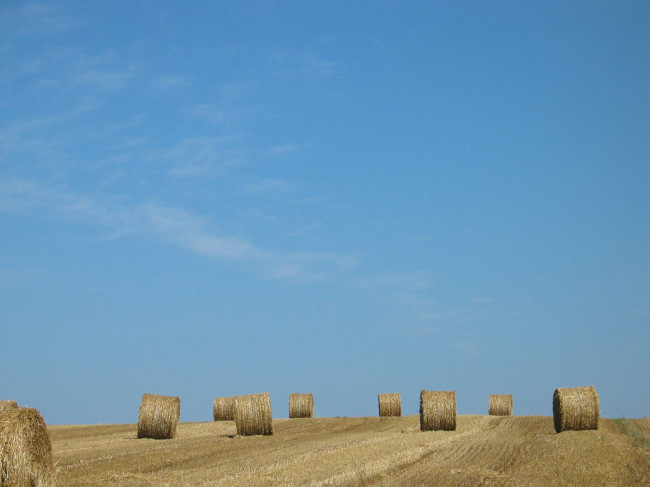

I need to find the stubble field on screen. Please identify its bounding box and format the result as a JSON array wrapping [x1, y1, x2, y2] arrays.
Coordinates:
[[50, 415, 649, 486]]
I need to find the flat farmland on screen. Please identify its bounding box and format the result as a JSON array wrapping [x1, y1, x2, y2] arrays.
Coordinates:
[[50, 415, 650, 486]]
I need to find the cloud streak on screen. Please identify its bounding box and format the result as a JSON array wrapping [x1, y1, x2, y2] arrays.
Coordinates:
[[270, 50, 339, 79], [157, 136, 249, 178], [72, 68, 135, 91], [18, 2, 82, 35], [245, 178, 295, 196], [0, 178, 358, 283]]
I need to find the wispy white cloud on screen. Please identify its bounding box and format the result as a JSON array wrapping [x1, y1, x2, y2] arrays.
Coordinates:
[[270, 50, 339, 79], [288, 250, 359, 270], [188, 102, 252, 129], [0, 116, 64, 164], [157, 136, 248, 178], [419, 313, 438, 322], [0, 108, 151, 188], [472, 296, 492, 303], [287, 195, 336, 205], [134, 205, 358, 281], [408, 325, 438, 336], [0, 179, 115, 223], [0, 178, 358, 283], [0, 268, 41, 290], [266, 144, 303, 156], [354, 272, 433, 292], [221, 81, 262, 102], [72, 68, 135, 91], [151, 74, 191, 91], [135, 204, 256, 261], [245, 178, 295, 196], [416, 296, 494, 328], [0, 179, 65, 212], [285, 222, 323, 238], [245, 209, 279, 223], [349, 272, 440, 325], [19, 2, 82, 35], [452, 339, 480, 356]]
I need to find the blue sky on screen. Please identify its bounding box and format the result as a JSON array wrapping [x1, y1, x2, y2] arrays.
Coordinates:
[[1, 1, 648, 425]]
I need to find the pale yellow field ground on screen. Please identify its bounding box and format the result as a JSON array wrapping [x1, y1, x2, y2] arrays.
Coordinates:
[[50, 415, 650, 486]]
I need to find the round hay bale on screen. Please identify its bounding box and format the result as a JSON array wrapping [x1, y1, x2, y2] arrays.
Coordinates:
[[213, 396, 235, 421], [0, 400, 19, 413], [420, 390, 456, 431], [289, 393, 314, 419], [234, 393, 273, 436], [378, 393, 401, 417], [0, 406, 56, 487], [137, 393, 181, 440], [488, 394, 513, 416], [553, 385, 599, 433]]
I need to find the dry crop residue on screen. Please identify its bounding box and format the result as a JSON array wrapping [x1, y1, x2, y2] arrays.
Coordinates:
[[49, 415, 650, 486]]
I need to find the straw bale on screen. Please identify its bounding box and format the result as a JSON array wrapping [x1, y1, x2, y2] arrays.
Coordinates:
[[213, 397, 235, 421], [0, 401, 18, 413], [488, 394, 513, 416], [553, 385, 599, 433], [137, 393, 180, 439], [420, 390, 456, 431], [378, 393, 401, 417], [234, 393, 273, 436], [289, 393, 314, 419], [0, 406, 56, 487]]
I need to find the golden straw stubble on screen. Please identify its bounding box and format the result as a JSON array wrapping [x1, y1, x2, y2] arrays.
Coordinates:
[[0, 406, 56, 487], [553, 386, 599, 433], [378, 393, 401, 417], [420, 390, 456, 431], [234, 393, 273, 436], [137, 393, 181, 439]]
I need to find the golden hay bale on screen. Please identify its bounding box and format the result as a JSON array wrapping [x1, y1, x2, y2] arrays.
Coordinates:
[[289, 393, 314, 419], [137, 393, 181, 439], [0, 400, 18, 413], [213, 396, 235, 421], [234, 393, 273, 436], [420, 390, 456, 431], [488, 394, 513, 416], [0, 407, 56, 487], [378, 393, 401, 417], [553, 385, 599, 433]]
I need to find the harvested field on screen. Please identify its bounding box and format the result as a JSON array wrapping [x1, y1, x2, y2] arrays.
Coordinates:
[[49, 415, 650, 486]]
